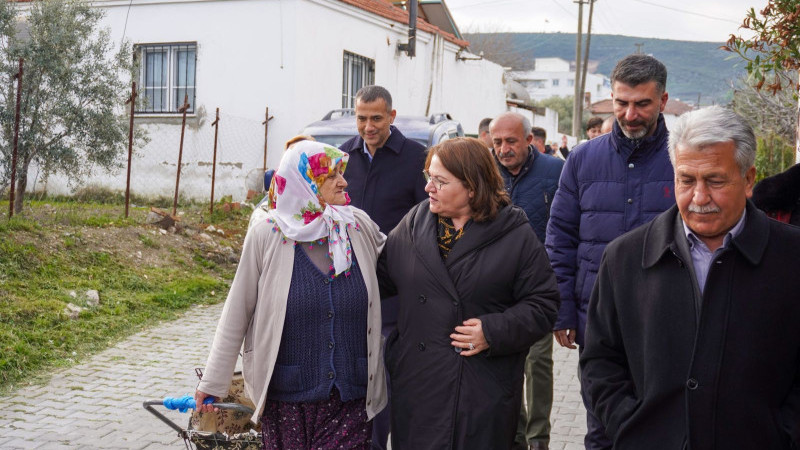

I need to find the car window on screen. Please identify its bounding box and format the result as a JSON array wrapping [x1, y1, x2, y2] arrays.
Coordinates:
[[313, 135, 356, 148]]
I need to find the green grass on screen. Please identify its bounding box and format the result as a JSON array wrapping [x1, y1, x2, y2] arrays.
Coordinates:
[[0, 198, 245, 394]]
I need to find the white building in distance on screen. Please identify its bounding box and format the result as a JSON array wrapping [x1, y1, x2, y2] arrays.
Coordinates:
[[512, 57, 612, 104]]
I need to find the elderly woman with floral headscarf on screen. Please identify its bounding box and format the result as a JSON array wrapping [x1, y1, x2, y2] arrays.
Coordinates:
[[195, 140, 387, 449]]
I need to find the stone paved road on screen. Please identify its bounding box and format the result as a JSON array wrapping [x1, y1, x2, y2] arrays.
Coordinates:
[[1, 303, 586, 449]]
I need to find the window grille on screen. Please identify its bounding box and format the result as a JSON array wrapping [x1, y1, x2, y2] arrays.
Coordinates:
[[342, 51, 375, 108], [135, 43, 197, 114]]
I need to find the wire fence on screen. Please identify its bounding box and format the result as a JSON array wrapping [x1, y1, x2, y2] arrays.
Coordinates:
[[2, 105, 275, 219]]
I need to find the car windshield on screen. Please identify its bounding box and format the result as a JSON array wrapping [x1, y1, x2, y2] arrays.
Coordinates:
[[312, 135, 357, 148]]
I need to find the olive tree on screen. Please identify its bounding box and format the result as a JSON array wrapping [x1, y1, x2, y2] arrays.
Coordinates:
[[0, 0, 139, 214], [732, 75, 797, 179], [724, 0, 800, 162]]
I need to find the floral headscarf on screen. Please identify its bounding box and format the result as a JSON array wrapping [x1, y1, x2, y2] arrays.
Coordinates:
[[264, 140, 356, 275]]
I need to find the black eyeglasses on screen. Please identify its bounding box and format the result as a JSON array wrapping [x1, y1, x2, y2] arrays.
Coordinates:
[[422, 170, 450, 190]]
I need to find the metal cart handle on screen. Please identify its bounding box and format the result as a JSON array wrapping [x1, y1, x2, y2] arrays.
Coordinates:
[[143, 396, 255, 434]]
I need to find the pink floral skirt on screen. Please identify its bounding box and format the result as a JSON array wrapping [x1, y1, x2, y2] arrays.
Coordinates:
[[261, 389, 372, 449]]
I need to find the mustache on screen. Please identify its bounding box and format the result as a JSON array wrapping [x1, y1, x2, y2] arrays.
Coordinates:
[[688, 204, 720, 214], [497, 150, 516, 158], [620, 118, 646, 128]]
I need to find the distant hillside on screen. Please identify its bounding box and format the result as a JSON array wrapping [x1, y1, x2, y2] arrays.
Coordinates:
[[464, 32, 746, 105]]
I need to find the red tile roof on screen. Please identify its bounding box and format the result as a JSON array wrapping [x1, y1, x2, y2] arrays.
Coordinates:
[[338, 0, 469, 47], [11, 0, 469, 47]]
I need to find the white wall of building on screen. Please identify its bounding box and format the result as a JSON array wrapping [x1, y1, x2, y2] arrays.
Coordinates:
[[534, 57, 569, 72], [35, 0, 507, 202]]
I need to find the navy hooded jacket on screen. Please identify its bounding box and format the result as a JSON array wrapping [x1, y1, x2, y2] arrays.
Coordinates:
[[545, 115, 675, 346]]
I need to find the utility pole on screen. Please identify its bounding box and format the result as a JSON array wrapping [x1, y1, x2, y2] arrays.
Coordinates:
[[579, 0, 596, 124], [572, 0, 587, 138], [635, 43, 644, 54]]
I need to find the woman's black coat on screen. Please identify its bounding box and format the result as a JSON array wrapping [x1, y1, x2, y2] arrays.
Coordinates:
[[379, 200, 560, 449]]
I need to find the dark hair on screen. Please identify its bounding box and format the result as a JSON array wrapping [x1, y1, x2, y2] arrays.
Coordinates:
[[611, 54, 668, 93], [478, 117, 493, 134], [425, 137, 509, 222], [355, 85, 392, 111], [531, 127, 546, 141], [586, 116, 603, 130]]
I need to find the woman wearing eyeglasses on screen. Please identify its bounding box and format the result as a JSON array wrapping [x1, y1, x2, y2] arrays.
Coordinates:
[[378, 137, 560, 449]]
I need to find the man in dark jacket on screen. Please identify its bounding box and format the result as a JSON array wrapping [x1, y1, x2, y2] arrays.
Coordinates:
[[581, 106, 800, 450], [491, 112, 563, 450], [545, 54, 675, 449], [340, 85, 427, 234], [339, 85, 427, 450], [752, 162, 800, 226]]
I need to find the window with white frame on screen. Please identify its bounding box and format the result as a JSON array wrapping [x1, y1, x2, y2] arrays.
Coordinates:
[[342, 51, 375, 108], [136, 43, 197, 114], [552, 79, 560, 87]]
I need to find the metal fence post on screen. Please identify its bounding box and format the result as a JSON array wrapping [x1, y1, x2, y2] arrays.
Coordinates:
[[210, 107, 220, 214], [262, 107, 274, 172], [124, 81, 137, 218], [172, 94, 190, 217]]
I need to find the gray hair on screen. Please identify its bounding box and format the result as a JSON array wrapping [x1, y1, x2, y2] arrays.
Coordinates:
[[611, 54, 668, 94], [668, 105, 756, 176], [355, 85, 392, 111], [490, 112, 532, 139]]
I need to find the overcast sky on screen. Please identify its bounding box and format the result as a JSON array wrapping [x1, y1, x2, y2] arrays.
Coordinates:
[[448, 0, 768, 43]]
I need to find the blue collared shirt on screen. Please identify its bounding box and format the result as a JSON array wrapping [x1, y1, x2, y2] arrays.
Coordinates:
[[681, 210, 746, 295], [361, 129, 392, 163]]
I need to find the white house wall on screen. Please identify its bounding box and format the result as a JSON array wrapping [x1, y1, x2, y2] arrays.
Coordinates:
[[37, 0, 507, 201]]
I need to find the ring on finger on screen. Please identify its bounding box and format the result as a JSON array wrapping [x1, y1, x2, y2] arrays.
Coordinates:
[[468, 342, 475, 351]]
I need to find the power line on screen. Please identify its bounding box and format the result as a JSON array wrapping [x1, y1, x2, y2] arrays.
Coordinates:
[[629, 0, 740, 25], [120, 0, 134, 48], [550, 0, 576, 18], [449, 0, 527, 10], [593, 2, 619, 34]]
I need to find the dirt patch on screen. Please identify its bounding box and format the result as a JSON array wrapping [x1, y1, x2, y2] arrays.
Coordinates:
[[16, 202, 249, 271]]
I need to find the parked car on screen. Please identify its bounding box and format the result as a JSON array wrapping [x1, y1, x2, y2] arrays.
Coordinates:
[[299, 108, 465, 149]]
